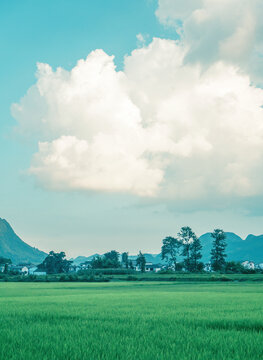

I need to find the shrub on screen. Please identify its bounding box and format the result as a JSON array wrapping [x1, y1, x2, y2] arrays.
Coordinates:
[[126, 275, 138, 281]]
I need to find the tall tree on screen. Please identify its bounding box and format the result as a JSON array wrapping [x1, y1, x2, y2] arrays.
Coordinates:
[[91, 255, 104, 269], [161, 236, 181, 270], [0, 257, 12, 274], [189, 236, 203, 272], [0, 257, 11, 266], [210, 229, 227, 272], [136, 251, 146, 272], [91, 251, 121, 269], [103, 250, 120, 268], [121, 252, 129, 269], [178, 226, 198, 272], [128, 260, 134, 270], [38, 251, 72, 274]]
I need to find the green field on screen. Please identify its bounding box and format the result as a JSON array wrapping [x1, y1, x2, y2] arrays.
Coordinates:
[[1, 282, 263, 360]]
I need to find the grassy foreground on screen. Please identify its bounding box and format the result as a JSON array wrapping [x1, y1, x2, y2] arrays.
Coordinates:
[[0, 282, 263, 360]]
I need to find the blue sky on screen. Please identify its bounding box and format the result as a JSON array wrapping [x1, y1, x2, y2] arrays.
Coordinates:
[[1, 0, 263, 257]]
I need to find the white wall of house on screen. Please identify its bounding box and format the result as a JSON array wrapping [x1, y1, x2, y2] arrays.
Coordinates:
[[242, 261, 255, 270], [28, 266, 38, 275], [34, 271, 47, 276]]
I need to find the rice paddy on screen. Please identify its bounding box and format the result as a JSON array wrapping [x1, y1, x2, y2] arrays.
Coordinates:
[[0, 281, 263, 360]]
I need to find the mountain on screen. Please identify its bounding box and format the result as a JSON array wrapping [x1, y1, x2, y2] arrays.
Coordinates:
[[128, 253, 163, 264], [200, 232, 263, 263], [3, 216, 260, 265], [72, 253, 164, 265], [73, 232, 263, 265], [72, 254, 100, 265], [0, 218, 47, 264]]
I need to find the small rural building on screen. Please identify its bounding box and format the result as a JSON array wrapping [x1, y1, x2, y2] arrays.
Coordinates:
[[28, 266, 38, 275], [34, 269, 47, 276], [9, 265, 29, 275], [145, 263, 162, 273], [21, 266, 29, 275], [241, 261, 255, 270], [204, 263, 212, 272]]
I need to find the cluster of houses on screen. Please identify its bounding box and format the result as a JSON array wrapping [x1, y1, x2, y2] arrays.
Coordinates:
[[0, 264, 46, 276], [241, 261, 263, 270], [1, 260, 263, 276], [71, 260, 163, 273], [0, 261, 164, 275]]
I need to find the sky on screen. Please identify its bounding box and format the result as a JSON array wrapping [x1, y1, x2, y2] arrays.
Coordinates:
[[1, 0, 263, 257]]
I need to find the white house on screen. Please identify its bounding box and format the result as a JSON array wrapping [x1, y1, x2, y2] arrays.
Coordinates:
[[9, 265, 28, 274], [34, 269, 47, 276], [241, 261, 255, 270], [21, 266, 29, 275], [28, 266, 38, 275], [143, 262, 162, 273], [204, 263, 212, 272]]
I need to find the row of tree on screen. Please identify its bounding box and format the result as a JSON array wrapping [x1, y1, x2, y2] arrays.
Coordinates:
[[0, 227, 228, 274], [80, 226, 227, 273], [161, 227, 227, 272]]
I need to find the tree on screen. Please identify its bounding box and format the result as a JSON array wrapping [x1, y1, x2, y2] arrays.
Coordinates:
[[136, 251, 146, 272], [128, 260, 134, 270], [177, 226, 197, 272], [161, 236, 181, 270], [91, 255, 104, 269], [210, 229, 227, 272], [103, 251, 120, 268], [0, 257, 12, 274], [0, 257, 12, 265], [225, 261, 244, 273], [189, 235, 203, 272], [38, 251, 72, 274], [121, 252, 129, 268], [91, 251, 120, 269]]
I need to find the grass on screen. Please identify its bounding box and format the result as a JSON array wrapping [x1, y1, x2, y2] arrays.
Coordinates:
[[0, 282, 263, 359], [2, 271, 263, 283]]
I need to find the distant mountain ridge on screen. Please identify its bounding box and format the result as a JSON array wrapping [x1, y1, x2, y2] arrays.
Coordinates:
[[0, 218, 47, 264], [199, 232, 263, 263], [72, 232, 263, 265], [1, 217, 263, 265]]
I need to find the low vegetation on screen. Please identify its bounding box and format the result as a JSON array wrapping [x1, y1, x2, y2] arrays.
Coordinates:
[[0, 282, 263, 360]]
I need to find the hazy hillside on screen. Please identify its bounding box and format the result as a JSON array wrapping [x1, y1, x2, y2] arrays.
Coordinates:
[[72, 254, 100, 265], [73, 232, 263, 265], [1, 216, 262, 265], [0, 218, 47, 264], [200, 232, 263, 263]]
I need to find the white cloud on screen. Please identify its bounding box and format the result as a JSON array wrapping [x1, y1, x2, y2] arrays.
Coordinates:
[[156, 0, 263, 83], [12, 36, 263, 201]]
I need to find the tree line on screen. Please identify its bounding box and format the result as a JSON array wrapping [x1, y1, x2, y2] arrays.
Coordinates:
[[161, 227, 227, 272], [0, 226, 237, 275], [35, 226, 227, 274]]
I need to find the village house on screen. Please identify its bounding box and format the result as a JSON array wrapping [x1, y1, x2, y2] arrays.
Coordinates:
[[145, 263, 162, 272], [204, 263, 212, 272], [28, 266, 38, 275], [33, 269, 47, 276], [134, 262, 162, 272], [9, 265, 29, 275], [241, 261, 255, 270]]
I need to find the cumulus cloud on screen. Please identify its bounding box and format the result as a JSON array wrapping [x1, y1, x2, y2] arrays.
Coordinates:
[[12, 37, 263, 201], [156, 0, 263, 83]]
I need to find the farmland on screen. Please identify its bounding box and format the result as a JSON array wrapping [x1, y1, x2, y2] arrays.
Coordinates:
[[0, 282, 263, 360]]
